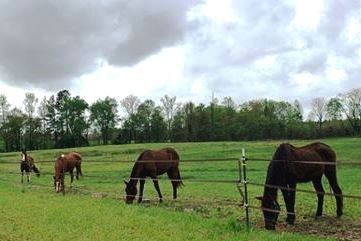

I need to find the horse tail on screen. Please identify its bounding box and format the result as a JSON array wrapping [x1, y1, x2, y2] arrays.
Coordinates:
[[32, 165, 41, 177], [174, 168, 184, 188], [78, 163, 83, 177]]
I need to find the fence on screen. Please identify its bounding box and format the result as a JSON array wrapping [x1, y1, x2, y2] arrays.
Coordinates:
[[238, 148, 361, 228], [1, 149, 361, 229], [0, 154, 243, 205]]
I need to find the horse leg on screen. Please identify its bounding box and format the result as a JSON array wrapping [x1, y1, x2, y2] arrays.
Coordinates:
[[281, 182, 296, 225], [151, 175, 163, 203], [28, 171, 31, 184], [167, 169, 179, 199], [75, 165, 81, 180], [138, 179, 145, 203], [325, 168, 343, 217], [312, 178, 324, 217], [70, 171, 74, 188]]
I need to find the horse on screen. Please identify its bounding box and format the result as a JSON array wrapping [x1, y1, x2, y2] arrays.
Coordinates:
[[257, 142, 343, 230], [53, 152, 82, 193], [20, 150, 40, 183], [124, 147, 183, 204]]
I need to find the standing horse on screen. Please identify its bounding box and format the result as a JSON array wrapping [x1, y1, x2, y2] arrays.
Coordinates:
[[257, 142, 343, 230], [53, 152, 82, 193], [20, 150, 40, 183], [124, 147, 183, 204]]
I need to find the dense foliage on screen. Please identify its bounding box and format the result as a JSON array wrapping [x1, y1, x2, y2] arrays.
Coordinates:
[[0, 87, 360, 152]]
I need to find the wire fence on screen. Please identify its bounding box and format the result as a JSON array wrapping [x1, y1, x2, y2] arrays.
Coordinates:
[[2, 147, 361, 230], [238, 149, 361, 229], [0, 157, 239, 164]]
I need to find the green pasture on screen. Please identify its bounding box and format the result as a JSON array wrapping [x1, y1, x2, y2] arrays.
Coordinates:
[[0, 138, 360, 240]]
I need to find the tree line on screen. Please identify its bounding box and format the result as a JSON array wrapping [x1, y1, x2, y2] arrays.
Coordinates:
[[0, 88, 360, 152]]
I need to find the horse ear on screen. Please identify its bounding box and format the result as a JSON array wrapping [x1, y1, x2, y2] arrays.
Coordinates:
[[255, 196, 263, 201]]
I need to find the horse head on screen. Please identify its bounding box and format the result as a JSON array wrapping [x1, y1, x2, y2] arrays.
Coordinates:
[[256, 194, 280, 230], [53, 174, 64, 193], [124, 180, 137, 204], [54, 155, 65, 193]]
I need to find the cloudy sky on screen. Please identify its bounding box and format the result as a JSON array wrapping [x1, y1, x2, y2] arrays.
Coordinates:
[[0, 0, 360, 111]]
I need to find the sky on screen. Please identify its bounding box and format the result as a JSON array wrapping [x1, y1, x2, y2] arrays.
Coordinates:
[[0, 0, 360, 112]]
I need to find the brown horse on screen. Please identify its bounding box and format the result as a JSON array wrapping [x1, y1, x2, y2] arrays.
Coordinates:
[[124, 147, 183, 204], [53, 152, 82, 193], [20, 150, 40, 183], [257, 142, 343, 230]]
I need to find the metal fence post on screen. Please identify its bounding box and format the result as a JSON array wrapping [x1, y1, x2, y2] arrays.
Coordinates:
[[241, 148, 250, 229]]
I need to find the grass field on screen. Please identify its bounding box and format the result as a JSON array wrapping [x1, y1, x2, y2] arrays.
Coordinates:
[[0, 138, 360, 241]]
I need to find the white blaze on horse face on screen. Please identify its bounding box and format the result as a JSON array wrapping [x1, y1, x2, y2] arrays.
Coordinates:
[[21, 154, 26, 162], [61, 154, 65, 158], [56, 181, 60, 192]]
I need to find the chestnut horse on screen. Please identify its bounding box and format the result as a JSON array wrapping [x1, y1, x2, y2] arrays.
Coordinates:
[[124, 147, 183, 204], [53, 152, 82, 193], [20, 150, 40, 183], [258, 142, 343, 230]]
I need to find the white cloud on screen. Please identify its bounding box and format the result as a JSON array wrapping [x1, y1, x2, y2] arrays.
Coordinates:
[[0, 0, 360, 112]]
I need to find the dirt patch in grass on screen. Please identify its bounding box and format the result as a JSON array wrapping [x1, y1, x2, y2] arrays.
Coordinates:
[[255, 215, 361, 241]]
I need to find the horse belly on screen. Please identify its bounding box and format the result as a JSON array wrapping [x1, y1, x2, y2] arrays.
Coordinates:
[[294, 164, 324, 183]]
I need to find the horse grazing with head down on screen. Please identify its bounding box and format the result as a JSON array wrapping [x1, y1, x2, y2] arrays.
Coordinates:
[[53, 152, 82, 193], [20, 150, 40, 183], [124, 147, 183, 204], [257, 142, 343, 230]]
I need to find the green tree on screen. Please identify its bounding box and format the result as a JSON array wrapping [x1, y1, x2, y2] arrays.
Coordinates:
[[136, 100, 155, 143], [326, 97, 343, 121], [90, 97, 118, 144], [150, 106, 167, 142], [0, 108, 26, 151]]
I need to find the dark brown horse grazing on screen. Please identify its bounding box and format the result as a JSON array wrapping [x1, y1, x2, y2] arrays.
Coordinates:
[[20, 150, 40, 183], [124, 147, 183, 204], [53, 152, 82, 193], [257, 142, 343, 230]]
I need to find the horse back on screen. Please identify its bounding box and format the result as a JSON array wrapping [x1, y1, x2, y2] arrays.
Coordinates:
[[136, 148, 180, 175], [276, 142, 334, 182]]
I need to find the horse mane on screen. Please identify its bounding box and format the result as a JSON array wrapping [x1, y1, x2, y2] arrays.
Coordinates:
[[272, 143, 293, 161]]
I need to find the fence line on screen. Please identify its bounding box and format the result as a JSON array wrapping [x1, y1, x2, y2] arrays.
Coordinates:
[[0, 157, 239, 165], [246, 157, 361, 166], [1, 158, 360, 166], [4, 171, 240, 184], [0, 176, 241, 207], [239, 149, 361, 230], [2, 146, 361, 231], [247, 181, 361, 200]]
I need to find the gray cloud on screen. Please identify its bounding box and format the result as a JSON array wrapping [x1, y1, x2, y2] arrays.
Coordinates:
[[0, 0, 197, 90], [183, 0, 361, 106]]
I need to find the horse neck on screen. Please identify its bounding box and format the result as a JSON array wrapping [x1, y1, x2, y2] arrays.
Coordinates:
[[263, 162, 283, 199], [55, 159, 65, 177], [129, 162, 143, 185]]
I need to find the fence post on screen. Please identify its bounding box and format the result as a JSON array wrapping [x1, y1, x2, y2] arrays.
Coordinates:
[[241, 148, 250, 229]]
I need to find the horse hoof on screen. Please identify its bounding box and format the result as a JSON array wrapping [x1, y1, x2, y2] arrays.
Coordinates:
[[286, 216, 295, 225], [159, 199, 163, 203], [337, 211, 343, 217]]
